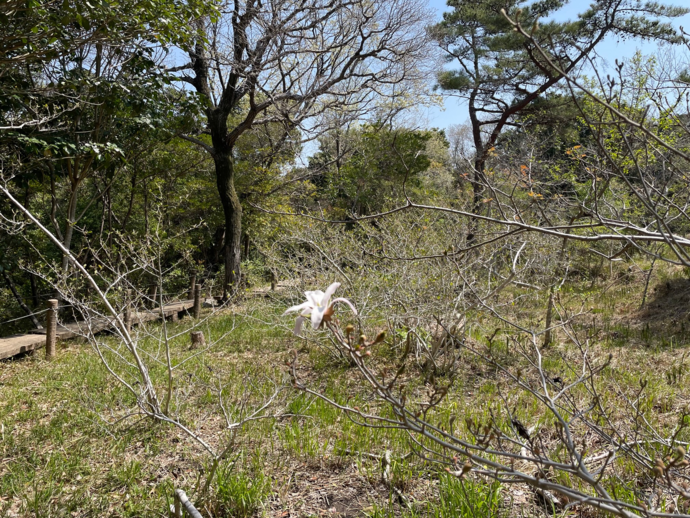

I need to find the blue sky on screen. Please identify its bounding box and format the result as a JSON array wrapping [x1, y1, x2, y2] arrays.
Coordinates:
[[421, 0, 690, 131]]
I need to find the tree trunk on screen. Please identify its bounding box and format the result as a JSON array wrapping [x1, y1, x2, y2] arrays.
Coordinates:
[[61, 184, 79, 274], [543, 284, 555, 348], [467, 89, 484, 245], [466, 156, 485, 244], [208, 226, 225, 272], [30, 270, 39, 307], [214, 151, 242, 300], [2, 271, 43, 329], [243, 232, 250, 260]]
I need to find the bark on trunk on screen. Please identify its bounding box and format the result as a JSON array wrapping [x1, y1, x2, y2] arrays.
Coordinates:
[[61, 184, 79, 274], [30, 270, 39, 307], [468, 89, 484, 245], [214, 151, 242, 300], [243, 232, 250, 260], [467, 156, 486, 243], [543, 284, 555, 348]]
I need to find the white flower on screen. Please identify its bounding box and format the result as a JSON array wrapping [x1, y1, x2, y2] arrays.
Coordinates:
[[283, 282, 357, 335]]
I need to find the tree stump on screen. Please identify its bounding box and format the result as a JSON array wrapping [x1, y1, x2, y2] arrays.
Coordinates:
[[190, 331, 205, 349]]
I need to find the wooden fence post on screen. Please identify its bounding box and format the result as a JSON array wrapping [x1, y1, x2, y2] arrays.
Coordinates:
[[193, 284, 201, 319], [188, 272, 196, 300], [45, 299, 58, 360], [124, 289, 132, 334], [190, 331, 205, 349]]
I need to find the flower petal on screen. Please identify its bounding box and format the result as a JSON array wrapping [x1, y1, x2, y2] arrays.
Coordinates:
[[294, 316, 305, 336], [305, 290, 325, 307], [283, 301, 313, 316], [321, 282, 341, 308], [311, 305, 326, 329], [331, 297, 358, 316]]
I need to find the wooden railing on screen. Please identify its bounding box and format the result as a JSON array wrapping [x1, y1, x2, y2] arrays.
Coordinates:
[[0, 285, 203, 361]]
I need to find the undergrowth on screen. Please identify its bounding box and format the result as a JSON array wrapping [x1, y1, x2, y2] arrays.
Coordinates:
[[1, 262, 689, 517]]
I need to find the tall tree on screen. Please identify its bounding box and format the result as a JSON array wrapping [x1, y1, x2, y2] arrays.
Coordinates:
[[431, 0, 688, 241], [308, 123, 446, 215], [2, 45, 182, 275], [1, 0, 208, 60], [178, 0, 432, 298], [1, 0, 213, 275]]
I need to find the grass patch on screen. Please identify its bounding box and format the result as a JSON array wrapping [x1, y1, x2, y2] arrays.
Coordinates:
[[1, 266, 690, 516]]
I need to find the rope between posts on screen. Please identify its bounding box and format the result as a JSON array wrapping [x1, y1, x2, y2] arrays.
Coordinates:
[[0, 295, 197, 328], [0, 305, 74, 327], [27, 290, 195, 303], [0, 310, 48, 326], [1, 282, 198, 330], [1, 293, 193, 322]]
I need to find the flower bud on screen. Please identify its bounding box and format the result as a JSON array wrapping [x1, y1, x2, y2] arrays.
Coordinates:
[[322, 305, 334, 322], [462, 461, 472, 474], [374, 331, 387, 344], [345, 324, 354, 334]]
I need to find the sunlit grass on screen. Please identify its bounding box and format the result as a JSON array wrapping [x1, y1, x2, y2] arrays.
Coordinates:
[[1, 263, 690, 516]]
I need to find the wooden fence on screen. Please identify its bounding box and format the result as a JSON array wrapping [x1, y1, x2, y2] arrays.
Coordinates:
[[0, 284, 204, 361]]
